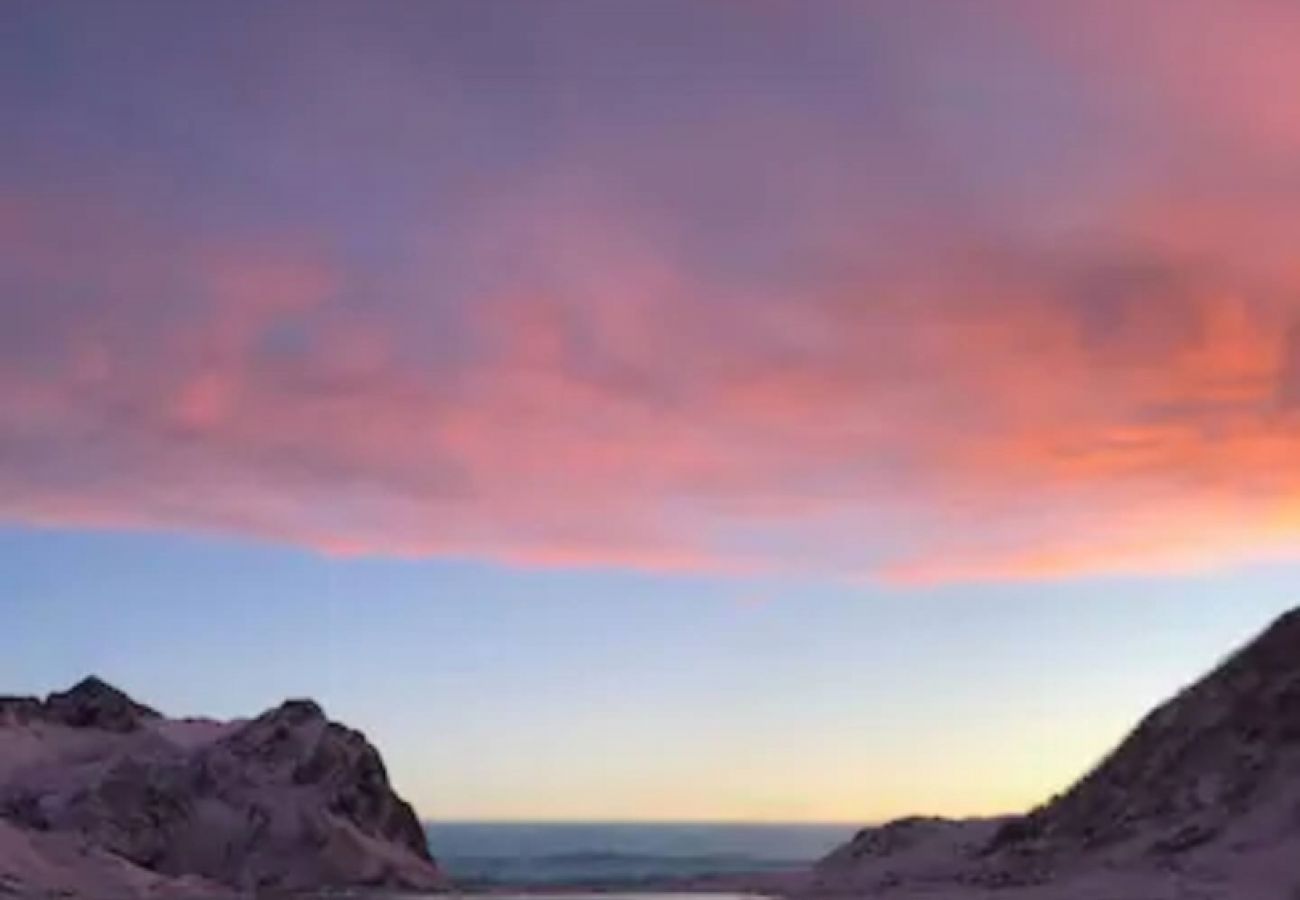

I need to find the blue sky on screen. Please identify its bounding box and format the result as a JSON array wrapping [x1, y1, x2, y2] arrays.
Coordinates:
[[4, 526, 1295, 820]]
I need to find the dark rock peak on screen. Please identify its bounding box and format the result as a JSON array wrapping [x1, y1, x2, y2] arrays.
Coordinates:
[[67, 675, 112, 693], [44, 676, 160, 732], [0, 677, 159, 732], [48, 675, 154, 708], [268, 698, 326, 723]]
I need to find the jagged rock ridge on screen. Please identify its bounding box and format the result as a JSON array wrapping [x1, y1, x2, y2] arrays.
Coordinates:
[[0, 679, 441, 896]]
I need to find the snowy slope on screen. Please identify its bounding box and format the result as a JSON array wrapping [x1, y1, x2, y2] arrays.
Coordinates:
[[814, 608, 1300, 898], [0, 679, 441, 896]]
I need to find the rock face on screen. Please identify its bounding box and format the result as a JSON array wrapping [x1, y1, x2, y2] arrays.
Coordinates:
[[0, 680, 441, 896], [815, 608, 1300, 898]]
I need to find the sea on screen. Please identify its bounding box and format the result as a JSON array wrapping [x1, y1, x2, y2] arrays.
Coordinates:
[[423, 821, 855, 888]]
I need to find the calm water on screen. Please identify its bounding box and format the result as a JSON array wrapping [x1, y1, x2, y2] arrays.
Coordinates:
[[423, 822, 854, 886]]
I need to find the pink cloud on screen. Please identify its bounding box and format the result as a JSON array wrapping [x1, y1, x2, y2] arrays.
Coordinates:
[[4, 4, 1300, 583]]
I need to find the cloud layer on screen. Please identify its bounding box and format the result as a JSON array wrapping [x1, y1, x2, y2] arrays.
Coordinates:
[[4, 2, 1300, 582]]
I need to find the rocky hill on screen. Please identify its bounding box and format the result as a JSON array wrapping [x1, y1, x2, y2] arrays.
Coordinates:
[[0, 678, 441, 896], [814, 608, 1300, 898]]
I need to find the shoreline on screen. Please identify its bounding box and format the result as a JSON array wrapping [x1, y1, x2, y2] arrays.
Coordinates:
[[440, 870, 809, 896]]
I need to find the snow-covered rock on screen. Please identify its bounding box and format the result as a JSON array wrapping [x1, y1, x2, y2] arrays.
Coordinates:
[[0, 679, 441, 896], [814, 607, 1300, 898]]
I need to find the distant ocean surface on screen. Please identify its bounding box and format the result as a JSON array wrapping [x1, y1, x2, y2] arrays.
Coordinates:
[[423, 822, 855, 886]]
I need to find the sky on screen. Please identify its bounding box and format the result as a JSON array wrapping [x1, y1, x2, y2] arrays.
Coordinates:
[[2, 0, 1300, 822]]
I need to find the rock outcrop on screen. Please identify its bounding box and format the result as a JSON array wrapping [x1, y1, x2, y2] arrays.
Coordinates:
[[814, 816, 1009, 893], [0, 680, 441, 896], [814, 607, 1300, 898]]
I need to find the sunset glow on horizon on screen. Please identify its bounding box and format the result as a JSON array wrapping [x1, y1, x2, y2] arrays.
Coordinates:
[[5, 1, 1300, 823]]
